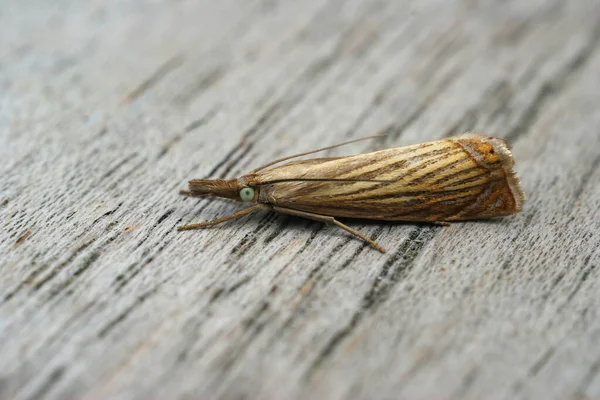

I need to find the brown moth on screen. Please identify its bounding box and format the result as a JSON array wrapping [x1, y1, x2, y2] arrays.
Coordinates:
[[178, 133, 525, 252]]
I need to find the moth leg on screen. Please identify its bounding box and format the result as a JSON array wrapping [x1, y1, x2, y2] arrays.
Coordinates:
[[179, 189, 192, 196], [272, 206, 386, 253], [431, 221, 451, 226], [178, 204, 270, 231]]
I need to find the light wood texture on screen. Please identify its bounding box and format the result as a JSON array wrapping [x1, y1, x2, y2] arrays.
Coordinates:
[[1, 1, 600, 399]]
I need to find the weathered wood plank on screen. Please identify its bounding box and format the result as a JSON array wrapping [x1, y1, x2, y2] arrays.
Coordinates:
[[1, 1, 600, 399]]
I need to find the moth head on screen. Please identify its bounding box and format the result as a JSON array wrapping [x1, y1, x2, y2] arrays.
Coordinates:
[[187, 178, 257, 202]]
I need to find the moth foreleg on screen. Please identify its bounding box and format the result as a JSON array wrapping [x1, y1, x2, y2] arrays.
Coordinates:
[[431, 221, 451, 226], [271, 206, 386, 253], [178, 204, 270, 231]]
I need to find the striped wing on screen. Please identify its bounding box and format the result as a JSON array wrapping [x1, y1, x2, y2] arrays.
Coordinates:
[[255, 133, 524, 222]]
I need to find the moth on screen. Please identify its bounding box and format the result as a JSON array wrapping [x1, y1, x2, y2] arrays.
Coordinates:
[[178, 133, 525, 252]]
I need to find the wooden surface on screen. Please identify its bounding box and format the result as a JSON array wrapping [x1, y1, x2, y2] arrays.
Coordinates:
[[2, 1, 600, 399]]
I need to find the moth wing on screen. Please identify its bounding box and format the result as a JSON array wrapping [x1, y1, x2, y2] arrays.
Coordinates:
[[256, 133, 524, 221], [443, 133, 525, 220]]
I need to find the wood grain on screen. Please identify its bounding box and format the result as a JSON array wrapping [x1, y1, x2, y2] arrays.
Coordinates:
[[1, 0, 600, 399]]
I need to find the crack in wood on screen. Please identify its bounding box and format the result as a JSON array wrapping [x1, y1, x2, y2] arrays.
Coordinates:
[[262, 221, 289, 245], [97, 283, 163, 338], [272, 235, 354, 335], [174, 68, 226, 106], [570, 153, 600, 209], [576, 354, 600, 395], [512, 347, 556, 395], [105, 159, 147, 191], [172, 275, 263, 366], [155, 209, 175, 226], [230, 212, 277, 259], [211, 301, 274, 387], [125, 55, 185, 103], [396, 341, 455, 387], [47, 232, 122, 300], [90, 202, 123, 227], [565, 261, 597, 304], [100, 154, 138, 181], [156, 107, 220, 160], [226, 276, 253, 295], [114, 216, 179, 292], [32, 239, 97, 292], [23, 366, 65, 400], [451, 367, 479, 399], [269, 224, 325, 281], [540, 269, 567, 303], [492, 0, 564, 46], [131, 209, 176, 251], [39, 301, 98, 354]]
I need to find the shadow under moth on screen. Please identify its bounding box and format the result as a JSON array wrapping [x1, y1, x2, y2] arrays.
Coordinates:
[[178, 133, 525, 253]]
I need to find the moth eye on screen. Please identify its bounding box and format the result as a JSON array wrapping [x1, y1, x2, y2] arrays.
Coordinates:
[[239, 187, 255, 202]]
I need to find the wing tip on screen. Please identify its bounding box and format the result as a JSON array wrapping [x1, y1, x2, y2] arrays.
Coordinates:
[[458, 132, 526, 213], [460, 132, 527, 214]]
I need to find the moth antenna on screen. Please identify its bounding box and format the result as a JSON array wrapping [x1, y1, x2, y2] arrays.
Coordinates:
[[261, 178, 395, 185], [251, 134, 385, 173]]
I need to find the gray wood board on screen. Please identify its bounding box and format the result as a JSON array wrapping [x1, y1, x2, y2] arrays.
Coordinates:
[[1, 1, 600, 399]]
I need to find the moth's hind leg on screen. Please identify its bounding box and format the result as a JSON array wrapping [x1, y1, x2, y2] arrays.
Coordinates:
[[271, 206, 386, 253], [431, 221, 451, 226]]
